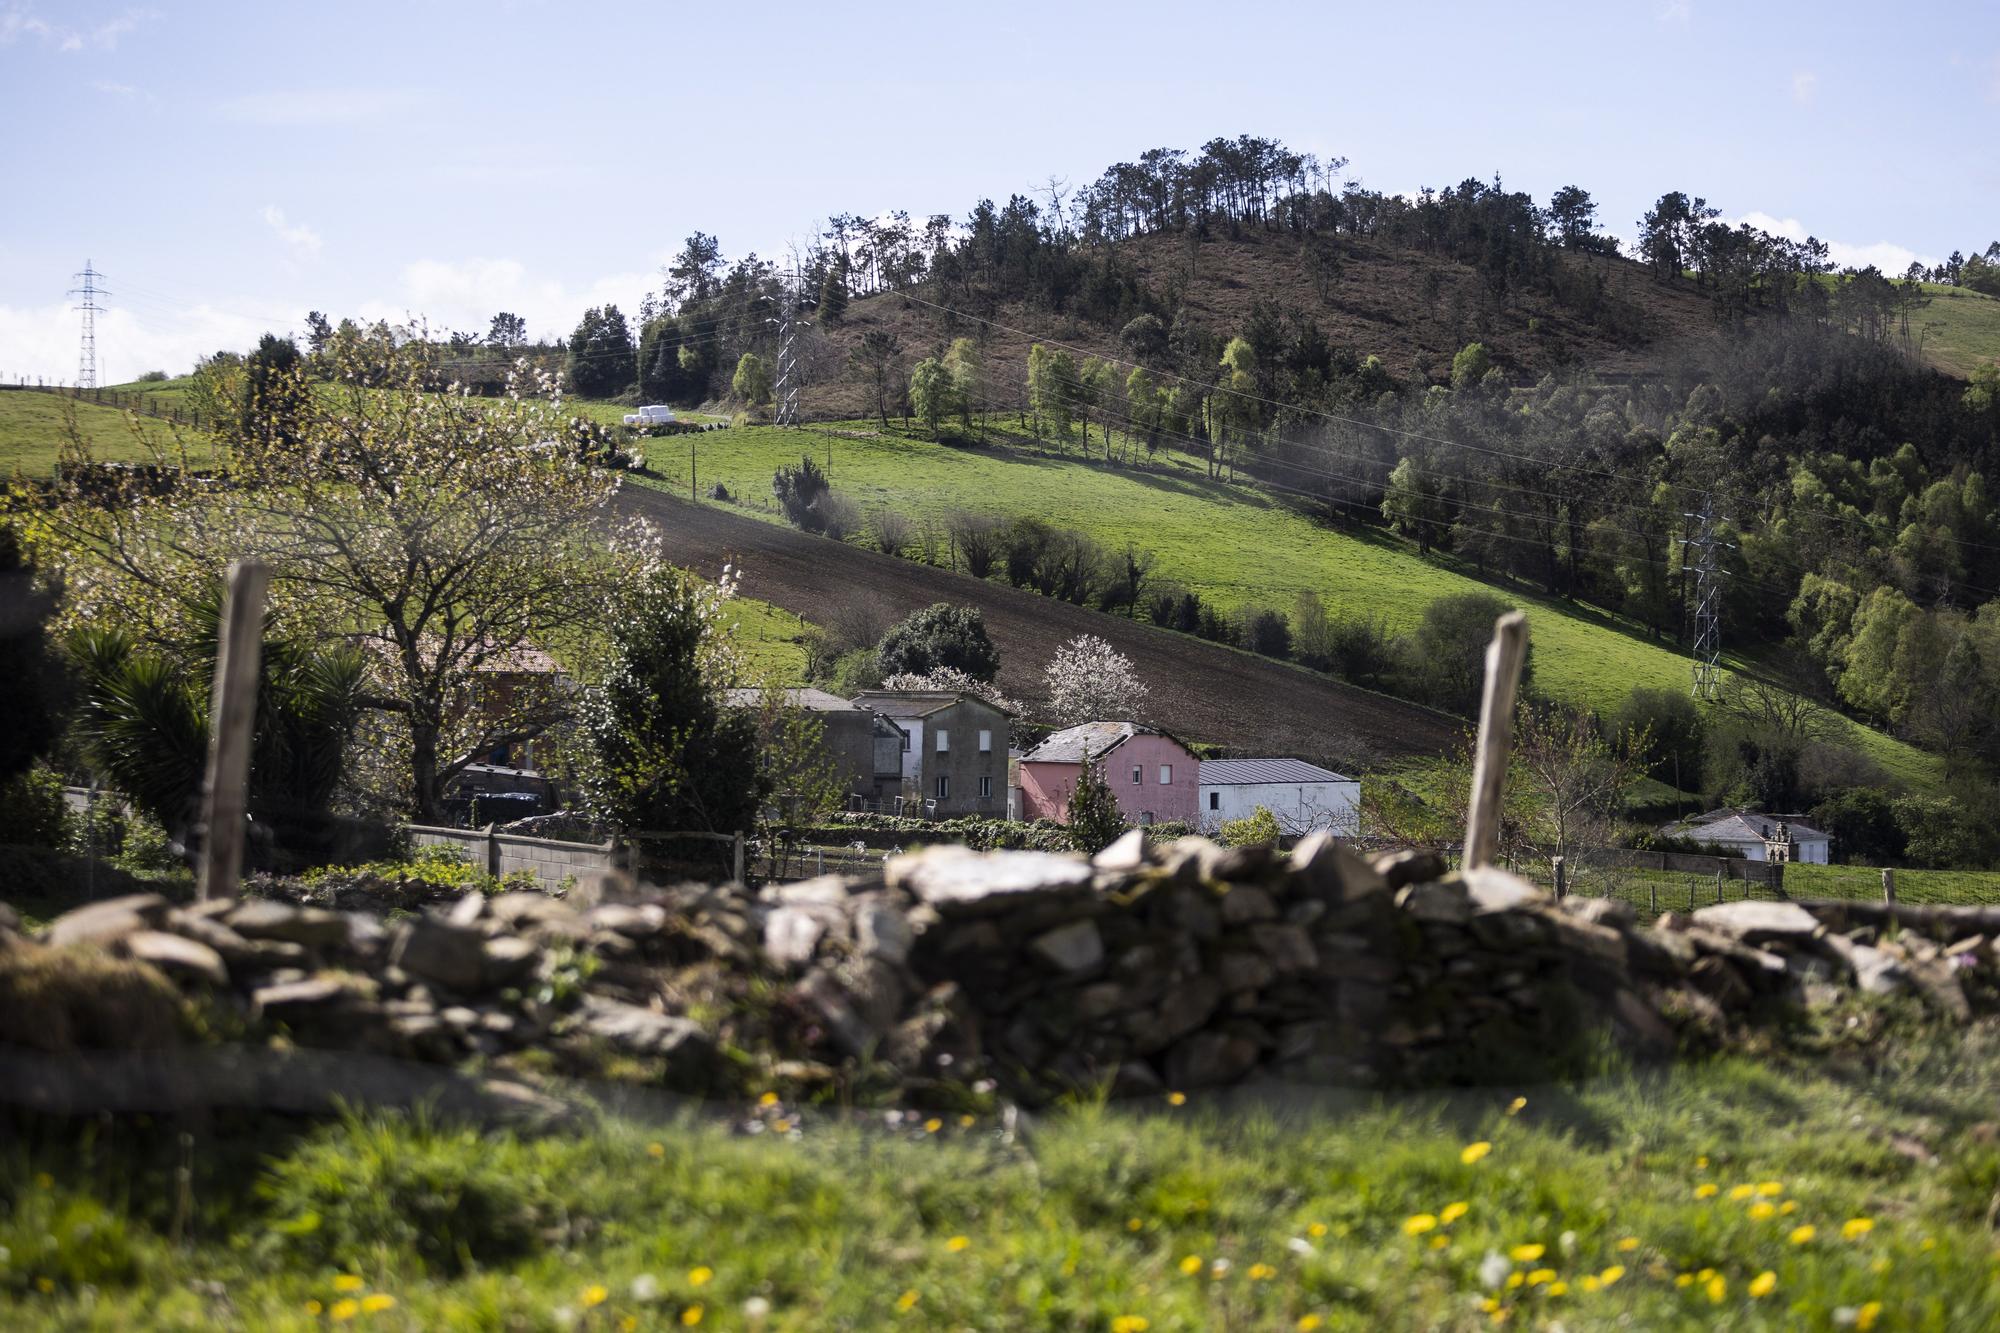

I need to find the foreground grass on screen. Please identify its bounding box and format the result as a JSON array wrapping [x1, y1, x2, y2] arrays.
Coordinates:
[[8, 1008, 2000, 1329], [629, 421, 1941, 790]]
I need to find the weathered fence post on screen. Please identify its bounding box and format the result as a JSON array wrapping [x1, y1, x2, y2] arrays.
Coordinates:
[[195, 559, 270, 900], [1882, 868, 1896, 907], [1551, 855, 1566, 900], [483, 823, 500, 878], [1649, 881, 1657, 916], [732, 831, 746, 885], [1463, 612, 1528, 870]]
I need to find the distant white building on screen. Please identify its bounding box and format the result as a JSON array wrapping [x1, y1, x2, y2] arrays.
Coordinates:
[[1659, 810, 1833, 864], [1199, 758, 1360, 837]]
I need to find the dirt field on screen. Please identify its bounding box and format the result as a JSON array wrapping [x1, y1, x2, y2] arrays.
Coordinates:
[[618, 486, 1461, 771]]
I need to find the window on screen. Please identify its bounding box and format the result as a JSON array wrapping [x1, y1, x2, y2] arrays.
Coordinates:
[[936, 774, 950, 799], [1159, 764, 1173, 785], [936, 729, 949, 753], [1131, 765, 1143, 785], [1140, 811, 1154, 826], [899, 727, 910, 752], [1209, 791, 1220, 810], [979, 775, 992, 798], [978, 729, 992, 753]]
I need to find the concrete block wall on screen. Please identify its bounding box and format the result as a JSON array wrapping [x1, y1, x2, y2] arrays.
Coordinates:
[[404, 823, 618, 891]]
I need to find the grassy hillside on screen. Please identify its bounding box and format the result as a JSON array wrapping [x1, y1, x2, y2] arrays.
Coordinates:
[[630, 420, 1942, 788], [0, 391, 204, 476], [13, 1014, 2000, 1328], [1910, 283, 2000, 378]]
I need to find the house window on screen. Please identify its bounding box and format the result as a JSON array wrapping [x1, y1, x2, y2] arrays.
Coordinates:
[[936, 729, 949, 753], [979, 775, 992, 798], [936, 774, 950, 799], [978, 729, 991, 753], [1209, 791, 1220, 811], [899, 727, 910, 751], [1140, 811, 1154, 826], [1159, 764, 1173, 785], [1131, 765, 1143, 785]]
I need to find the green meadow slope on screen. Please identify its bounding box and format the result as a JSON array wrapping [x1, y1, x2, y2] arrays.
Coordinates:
[[624, 419, 1942, 788]]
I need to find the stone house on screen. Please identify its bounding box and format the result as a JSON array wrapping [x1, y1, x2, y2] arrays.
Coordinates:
[[721, 687, 905, 807], [1018, 721, 1198, 827], [849, 690, 1011, 818]]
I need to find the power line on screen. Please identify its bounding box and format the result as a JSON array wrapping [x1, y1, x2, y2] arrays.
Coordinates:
[[68, 261, 107, 389]]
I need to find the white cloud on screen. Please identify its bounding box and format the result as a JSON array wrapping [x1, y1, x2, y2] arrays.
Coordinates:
[[0, 300, 267, 386], [1791, 71, 1817, 105], [1727, 211, 1938, 274], [1657, 1, 1691, 27], [261, 206, 323, 261], [216, 88, 428, 127], [371, 257, 663, 343], [1, 5, 157, 52]]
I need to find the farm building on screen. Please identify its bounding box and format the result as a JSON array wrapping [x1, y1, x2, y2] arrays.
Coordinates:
[[722, 687, 905, 808], [849, 689, 1011, 818], [1198, 758, 1360, 837], [1659, 810, 1833, 864], [1019, 722, 1198, 827]]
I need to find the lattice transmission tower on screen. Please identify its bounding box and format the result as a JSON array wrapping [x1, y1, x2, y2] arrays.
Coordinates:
[[68, 261, 108, 388], [773, 268, 804, 428], [1682, 491, 1727, 700]]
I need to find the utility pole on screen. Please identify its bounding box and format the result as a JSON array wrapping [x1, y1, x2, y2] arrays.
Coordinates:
[[69, 260, 107, 389], [1682, 491, 1727, 701]]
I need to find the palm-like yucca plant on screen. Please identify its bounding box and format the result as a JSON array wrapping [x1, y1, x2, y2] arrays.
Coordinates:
[[69, 581, 366, 859]]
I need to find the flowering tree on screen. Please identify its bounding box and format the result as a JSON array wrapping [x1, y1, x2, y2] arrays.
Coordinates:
[[878, 667, 1021, 715], [36, 333, 635, 820], [1042, 634, 1149, 726]]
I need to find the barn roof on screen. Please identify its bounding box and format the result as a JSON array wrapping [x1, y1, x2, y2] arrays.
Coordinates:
[[721, 687, 864, 713], [1199, 758, 1352, 786], [1021, 721, 1148, 764], [1661, 810, 1830, 843]]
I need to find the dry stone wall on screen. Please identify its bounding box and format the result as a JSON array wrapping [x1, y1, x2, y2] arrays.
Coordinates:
[[6, 834, 1996, 1114]]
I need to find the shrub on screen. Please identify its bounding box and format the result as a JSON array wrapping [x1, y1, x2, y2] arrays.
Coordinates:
[[1066, 756, 1127, 854], [1613, 687, 1706, 791], [134, 369, 169, 383], [772, 456, 831, 532], [869, 508, 913, 555], [877, 604, 1001, 683], [1323, 612, 1396, 687], [815, 491, 861, 542], [1238, 606, 1292, 659], [0, 766, 69, 848], [948, 511, 1005, 579], [1217, 805, 1281, 848], [1397, 592, 1531, 715], [258, 1113, 548, 1276]]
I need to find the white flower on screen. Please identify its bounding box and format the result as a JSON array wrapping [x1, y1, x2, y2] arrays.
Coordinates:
[[1479, 1251, 1511, 1290]]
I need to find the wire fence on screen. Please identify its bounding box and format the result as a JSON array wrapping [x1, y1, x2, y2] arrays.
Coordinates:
[[1498, 851, 2000, 911]]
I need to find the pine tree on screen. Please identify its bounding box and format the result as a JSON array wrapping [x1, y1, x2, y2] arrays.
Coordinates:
[[1066, 748, 1127, 853]]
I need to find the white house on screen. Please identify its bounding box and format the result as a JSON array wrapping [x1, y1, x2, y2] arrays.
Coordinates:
[[1198, 758, 1360, 837], [1660, 810, 1833, 864]]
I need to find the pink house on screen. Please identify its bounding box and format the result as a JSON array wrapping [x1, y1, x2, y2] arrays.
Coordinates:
[[1019, 721, 1199, 827]]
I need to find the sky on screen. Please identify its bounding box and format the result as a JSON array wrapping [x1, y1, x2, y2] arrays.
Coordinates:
[[2, 0, 1996, 383]]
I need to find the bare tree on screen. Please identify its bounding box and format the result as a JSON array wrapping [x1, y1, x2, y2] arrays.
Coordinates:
[[1514, 705, 1649, 872]]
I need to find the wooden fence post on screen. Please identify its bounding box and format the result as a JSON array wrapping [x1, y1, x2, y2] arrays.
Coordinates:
[[732, 831, 746, 885], [1882, 868, 1896, 907], [195, 560, 269, 900], [1551, 855, 1566, 900], [1463, 612, 1528, 870]]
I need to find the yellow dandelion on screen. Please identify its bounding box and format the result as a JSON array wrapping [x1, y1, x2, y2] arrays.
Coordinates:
[[1440, 1201, 1470, 1225], [959, 1114, 975, 1128], [1728, 1184, 1756, 1202], [1790, 1224, 1817, 1244], [1462, 1141, 1493, 1164], [688, 1266, 713, 1287], [681, 1305, 703, 1327], [306, 1300, 323, 1315], [771, 1118, 792, 1134], [1490, 1308, 1510, 1326], [1404, 1213, 1439, 1236], [896, 1289, 920, 1313], [1748, 1201, 1777, 1221], [1111, 1318, 1150, 1333], [1547, 1281, 1569, 1296], [1506, 1096, 1527, 1116], [1167, 1091, 1187, 1106], [924, 1118, 942, 1134], [333, 1275, 365, 1293], [1505, 1272, 1524, 1290], [1481, 1299, 1501, 1314], [1856, 1301, 1883, 1331], [1526, 1268, 1555, 1286], [1179, 1255, 1203, 1276], [1779, 1200, 1798, 1215], [1599, 1265, 1625, 1286], [1696, 1155, 1709, 1169], [1509, 1243, 1545, 1263], [1704, 1274, 1727, 1304], [1843, 1217, 1876, 1240], [330, 1299, 360, 1323], [621, 1318, 639, 1333], [1921, 1236, 1937, 1251], [1756, 1181, 1784, 1197], [1696, 1267, 1716, 1281], [359, 1294, 395, 1313], [1694, 1183, 1719, 1199], [945, 1235, 970, 1253], [1248, 1263, 1276, 1280], [1673, 1274, 1692, 1289], [1429, 1234, 1450, 1250], [647, 1142, 666, 1159], [1297, 1317, 1324, 1332], [1871, 1256, 1892, 1274], [1307, 1222, 1328, 1238], [1616, 1236, 1639, 1252], [1579, 1274, 1601, 1293], [582, 1285, 610, 1308], [1127, 1217, 1143, 1231], [1748, 1271, 1776, 1299], [758, 1091, 780, 1107]]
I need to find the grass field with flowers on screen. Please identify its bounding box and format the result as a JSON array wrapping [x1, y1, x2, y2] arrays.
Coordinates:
[[7, 1000, 2000, 1329]]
